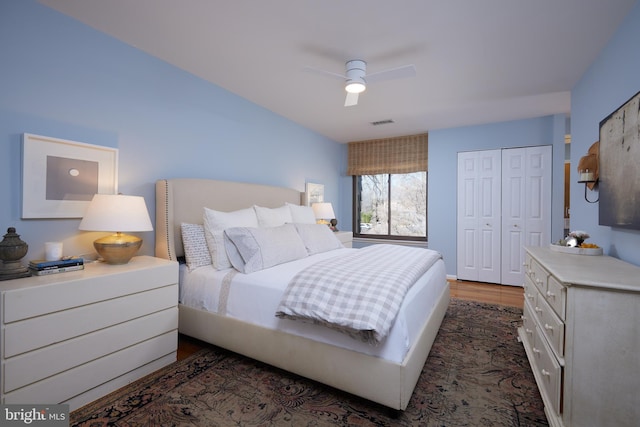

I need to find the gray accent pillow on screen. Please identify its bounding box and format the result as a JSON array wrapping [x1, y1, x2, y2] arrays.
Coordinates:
[[224, 223, 308, 274], [181, 223, 212, 271]]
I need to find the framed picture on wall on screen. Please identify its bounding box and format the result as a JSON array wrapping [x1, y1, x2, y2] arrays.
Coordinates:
[[599, 90, 640, 229], [22, 133, 118, 218], [305, 182, 324, 206]]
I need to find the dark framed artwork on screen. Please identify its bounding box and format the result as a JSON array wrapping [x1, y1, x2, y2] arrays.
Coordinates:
[[599, 90, 640, 229], [22, 133, 118, 218]]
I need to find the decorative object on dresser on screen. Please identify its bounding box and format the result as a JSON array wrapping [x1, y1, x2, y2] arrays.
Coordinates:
[[519, 246, 640, 427], [79, 194, 153, 264], [28, 257, 84, 276], [0, 256, 179, 411], [0, 227, 30, 280]]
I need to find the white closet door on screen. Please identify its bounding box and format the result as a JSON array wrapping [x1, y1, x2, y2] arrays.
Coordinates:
[[457, 150, 501, 283], [501, 146, 552, 286]]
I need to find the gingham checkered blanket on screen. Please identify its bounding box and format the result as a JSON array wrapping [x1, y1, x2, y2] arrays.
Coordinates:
[[275, 244, 442, 344]]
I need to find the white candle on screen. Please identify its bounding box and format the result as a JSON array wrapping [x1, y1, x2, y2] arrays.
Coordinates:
[[45, 242, 63, 261]]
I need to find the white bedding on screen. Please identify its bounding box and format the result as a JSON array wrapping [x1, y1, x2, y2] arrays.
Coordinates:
[[180, 247, 447, 363]]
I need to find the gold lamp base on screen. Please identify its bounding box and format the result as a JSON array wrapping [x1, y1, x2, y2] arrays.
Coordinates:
[[93, 232, 142, 265]]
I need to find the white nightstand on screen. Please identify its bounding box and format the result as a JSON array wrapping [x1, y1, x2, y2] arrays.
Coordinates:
[[0, 256, 179, 410], [334, 231, 353, 248]]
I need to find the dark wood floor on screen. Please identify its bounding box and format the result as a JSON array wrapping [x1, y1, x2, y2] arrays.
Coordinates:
[[177, 280, 523, 361]]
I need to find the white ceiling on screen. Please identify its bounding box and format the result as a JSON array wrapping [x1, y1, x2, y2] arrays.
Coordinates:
[[39, 0, 636, 143]]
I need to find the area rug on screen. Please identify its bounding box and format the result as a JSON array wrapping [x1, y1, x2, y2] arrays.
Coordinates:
[[71, 299, 548, 426]]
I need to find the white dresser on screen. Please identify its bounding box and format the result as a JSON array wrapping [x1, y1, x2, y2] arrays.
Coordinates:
[[519, 247, 640, 427], [0, 256, 179, 411]]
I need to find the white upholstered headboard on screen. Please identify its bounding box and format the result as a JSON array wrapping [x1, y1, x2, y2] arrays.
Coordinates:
[[155, 178, 303, 261]]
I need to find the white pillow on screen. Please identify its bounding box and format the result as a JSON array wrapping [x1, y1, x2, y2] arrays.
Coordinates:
[[181, 223, 212, 271], [286, 203, 317, 224], [203, 206, 259, 270], [224, 224, 308, 274], [293, 223, 344, 255], [254, 205, 293, 227]]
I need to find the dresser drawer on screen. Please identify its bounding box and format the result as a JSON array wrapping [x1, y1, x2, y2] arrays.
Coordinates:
[[528, 257, 549, 294], [543, 274, 566, 320], [523, 276, 538, 308], [3, 307, 178, 393], [521, 299, 537, 345], [532, 325, 562, 416], [532, 292, 565, 359], [3, 285, 177, 358]]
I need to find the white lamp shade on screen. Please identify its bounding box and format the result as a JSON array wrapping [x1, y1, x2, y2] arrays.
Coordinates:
[[79, 194, 153, 232], [312, 202, 335, 220]]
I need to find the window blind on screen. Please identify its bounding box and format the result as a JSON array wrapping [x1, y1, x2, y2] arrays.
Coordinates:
[[347, 133, 428, 175]]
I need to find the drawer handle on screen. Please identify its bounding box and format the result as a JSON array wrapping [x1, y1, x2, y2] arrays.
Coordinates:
[[534, 307, 543, 313], [533, 347, 541, 355], [544, 323, 554, 332], [526, 328, 534, 336], [536, 278, 542, 284], [541, 369, 551, 377], [526, 293, 535, 300], [546, 290, 555, 298], [520, 315, 526, 320]]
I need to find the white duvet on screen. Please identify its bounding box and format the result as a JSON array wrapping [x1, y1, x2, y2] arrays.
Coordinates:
[[179, 247, 448, 363]]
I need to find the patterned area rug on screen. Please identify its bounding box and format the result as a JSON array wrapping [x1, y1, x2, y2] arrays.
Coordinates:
[[71, 299, 548, 426]]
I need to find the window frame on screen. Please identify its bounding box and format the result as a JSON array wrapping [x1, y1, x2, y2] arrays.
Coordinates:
[[352, 173, 428, 242]]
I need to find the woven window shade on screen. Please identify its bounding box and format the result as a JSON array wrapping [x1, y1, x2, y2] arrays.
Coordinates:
[[347, 133, 428, 175]]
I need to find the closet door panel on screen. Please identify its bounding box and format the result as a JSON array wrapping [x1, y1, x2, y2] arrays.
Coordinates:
[[457, 150, 501, 283], [502, 149, 526, 285]]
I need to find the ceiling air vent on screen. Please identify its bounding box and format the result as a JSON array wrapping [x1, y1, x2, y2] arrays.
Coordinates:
[[370, 119, 394, 126]]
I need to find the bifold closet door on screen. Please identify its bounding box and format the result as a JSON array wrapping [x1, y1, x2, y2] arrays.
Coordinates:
[[501, 146, 552, 286], [456, 150, 502, 283], [457, 146, 551, 286]]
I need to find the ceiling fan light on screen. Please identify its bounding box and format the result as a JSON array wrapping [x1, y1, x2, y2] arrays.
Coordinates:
[[345, 81, 366, 94]]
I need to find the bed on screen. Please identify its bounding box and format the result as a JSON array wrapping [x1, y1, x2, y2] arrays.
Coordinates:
[[155, 178, 450, 410]]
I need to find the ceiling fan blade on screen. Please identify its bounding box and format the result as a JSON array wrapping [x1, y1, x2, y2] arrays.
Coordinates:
[[366, 64, 416, 84], [344, 91, 359, 107], [302, 66, 345, 80]]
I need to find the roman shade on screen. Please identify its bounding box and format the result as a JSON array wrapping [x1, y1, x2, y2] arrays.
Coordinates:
[[347, 133, 428, 175]]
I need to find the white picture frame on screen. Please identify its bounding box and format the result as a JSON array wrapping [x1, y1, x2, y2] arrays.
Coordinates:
[[305, 182, 324, 206], [22, 133, 118, 219]]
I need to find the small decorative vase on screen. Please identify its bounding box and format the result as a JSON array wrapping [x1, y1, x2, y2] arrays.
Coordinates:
[[0, 227, 31, 280]]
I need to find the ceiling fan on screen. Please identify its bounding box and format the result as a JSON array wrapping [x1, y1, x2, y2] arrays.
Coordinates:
[[304, 60, 416, 107]]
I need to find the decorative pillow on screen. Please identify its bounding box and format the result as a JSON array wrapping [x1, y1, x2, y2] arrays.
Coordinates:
[[224, 224, 308, 274], [181, 223, 212, 271], [293, 223, 344, 255], [203, 207, 259, 270], [286, 203, 317, 224], [254, 204, 293, 227]]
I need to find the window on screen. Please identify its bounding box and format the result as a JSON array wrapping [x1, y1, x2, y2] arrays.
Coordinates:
[[354, 171, 427, 240]]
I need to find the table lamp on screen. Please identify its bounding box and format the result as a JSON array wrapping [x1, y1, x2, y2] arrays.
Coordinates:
[[79, 194, 153, 264]]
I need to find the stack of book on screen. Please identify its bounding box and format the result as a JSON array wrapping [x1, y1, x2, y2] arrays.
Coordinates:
[[29, 258, 84, 276]]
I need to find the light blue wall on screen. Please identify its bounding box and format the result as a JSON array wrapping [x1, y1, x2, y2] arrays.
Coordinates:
[[570, 0, 640, 266], [428, 115, 567, 276], [0, 1, 346, 261]]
